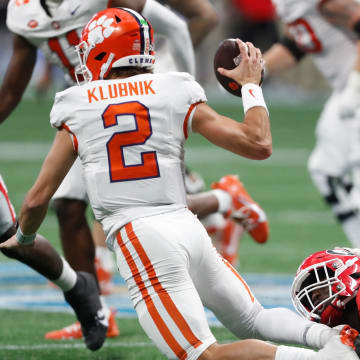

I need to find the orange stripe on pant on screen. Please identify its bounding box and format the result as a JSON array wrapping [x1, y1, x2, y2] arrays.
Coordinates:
[[116, 230, 188, 359], [0, 181, 16, 224], [125, 222, 203, 352], [221, 257, 255, 303]]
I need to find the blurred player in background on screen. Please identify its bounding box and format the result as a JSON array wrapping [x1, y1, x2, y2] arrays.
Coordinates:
[[186, 173, 269, 267], [1, 7, 359, 359], [159, 0, 219, 48], [264, 0, 360, 247], [227, 0, 279, 52], [0, 173, 108, 351], [1, 0, 197, 340], [291, 247, 360, 332]]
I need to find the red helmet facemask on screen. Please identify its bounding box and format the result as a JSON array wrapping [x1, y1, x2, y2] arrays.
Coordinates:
[[75, 7, 155, 84], [291, 248, 360, 326]]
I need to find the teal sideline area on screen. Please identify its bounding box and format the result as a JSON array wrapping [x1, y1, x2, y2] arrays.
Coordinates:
[[0, 262, 294, 327]]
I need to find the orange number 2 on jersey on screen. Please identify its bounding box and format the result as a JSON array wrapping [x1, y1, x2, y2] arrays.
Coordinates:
[[102, 101, 160, 182]]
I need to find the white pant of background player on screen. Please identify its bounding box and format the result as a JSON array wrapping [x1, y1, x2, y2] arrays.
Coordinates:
[[113, 207, 325, 359], [0, 174, 16, 236], [308, 92, 360, 247]]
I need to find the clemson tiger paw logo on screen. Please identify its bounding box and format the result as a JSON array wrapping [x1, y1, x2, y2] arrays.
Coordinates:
[[87, 15, 115, 46]]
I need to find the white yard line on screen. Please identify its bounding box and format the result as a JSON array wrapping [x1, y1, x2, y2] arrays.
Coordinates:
[[0, 342, 155, 351], [0, 340, 238, 351], [0, 142, 311, 166]]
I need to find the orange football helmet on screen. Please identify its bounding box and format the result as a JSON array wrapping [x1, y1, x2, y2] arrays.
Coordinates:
[[75, 8, 155, 84]]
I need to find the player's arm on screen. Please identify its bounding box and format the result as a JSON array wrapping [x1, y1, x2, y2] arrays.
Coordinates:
[[0, 34, 37, 124], [192, 40, 272, 160], [109, 0, 145, 13], [192, 102, 271, 160], [319, 0, 360, 117], [263, 36, 306, 76], [16, 130, 76, 240], [165, 0, 219, 48], [319, 0, 360, 71], [111, 0, 195, 75], [141, 0, 195, 75]]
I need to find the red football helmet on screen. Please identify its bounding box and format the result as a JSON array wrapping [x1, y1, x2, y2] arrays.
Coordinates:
[[291, 248, 360, 326], [75, 8, 155, 84]]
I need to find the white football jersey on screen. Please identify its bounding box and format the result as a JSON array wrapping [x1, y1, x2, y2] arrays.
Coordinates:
[[50, 72, 207, 249], [273, 0, 358, 90], [6, 0, 109, 84]]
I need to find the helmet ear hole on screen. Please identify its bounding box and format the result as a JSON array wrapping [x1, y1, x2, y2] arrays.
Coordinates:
[[95, 52, 107, 61], [115, 15, 121, 23]]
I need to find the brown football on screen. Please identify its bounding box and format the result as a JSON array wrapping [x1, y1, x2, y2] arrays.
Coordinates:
[[214, 38, 263, 97]]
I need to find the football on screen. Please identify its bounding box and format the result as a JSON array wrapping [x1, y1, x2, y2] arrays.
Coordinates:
[[214, 38, 243, 97], [213, 38, 263, 97]]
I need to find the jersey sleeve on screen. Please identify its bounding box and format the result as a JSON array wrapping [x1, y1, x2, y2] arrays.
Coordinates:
[[181, 73, 207, 105], [171, 72, 207, 139], [6, 0, 23, 36], [50, 90, 71, 129]]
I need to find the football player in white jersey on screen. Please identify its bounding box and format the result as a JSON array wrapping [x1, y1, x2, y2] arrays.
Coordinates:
[[1, 0, 198, 339], [0, 0, 270, 340], [263, 0, 360, 247], [0, 173, 108, 351], [2, 7, 360, 360]]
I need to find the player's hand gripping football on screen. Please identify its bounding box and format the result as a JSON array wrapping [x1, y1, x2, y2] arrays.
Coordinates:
[[217, 39, 263, 87]]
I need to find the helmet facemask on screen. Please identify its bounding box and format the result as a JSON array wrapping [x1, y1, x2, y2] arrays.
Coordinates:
[[292, 261, 346, 321], [75, 41, 93, 84]]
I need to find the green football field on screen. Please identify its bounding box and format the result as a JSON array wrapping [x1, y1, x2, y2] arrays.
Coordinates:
[[0, 98, 349, 359]]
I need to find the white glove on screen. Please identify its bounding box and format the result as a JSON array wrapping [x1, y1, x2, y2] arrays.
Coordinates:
[[306, 323, 340, 349], [338, 71, 360, 119], [313, 334, 359, 360]]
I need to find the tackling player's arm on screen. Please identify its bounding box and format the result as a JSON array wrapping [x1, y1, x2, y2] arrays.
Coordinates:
[[192, 40, 272, 160], [0, 34, 37, 124], [17, 130, 76, 237]]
